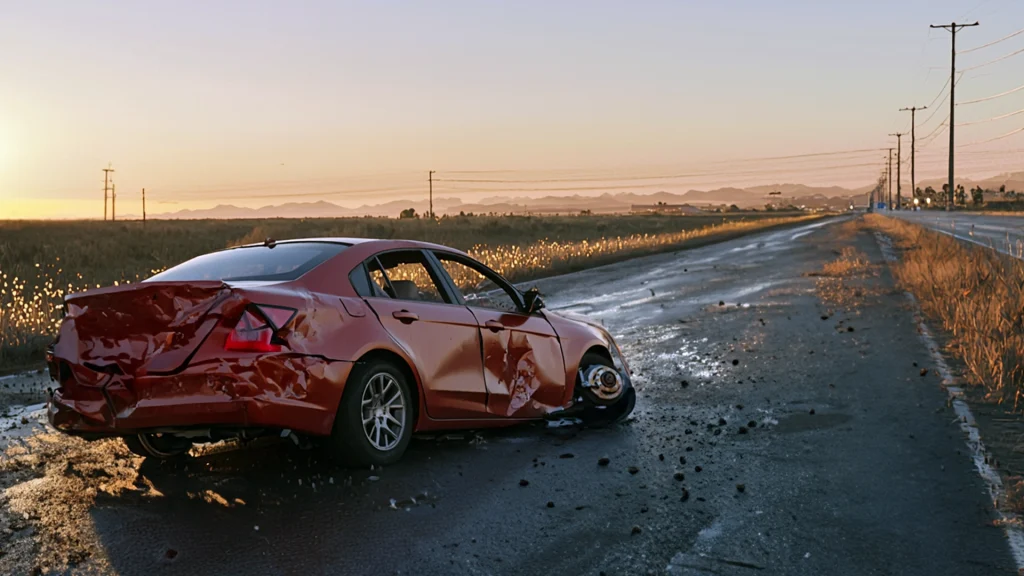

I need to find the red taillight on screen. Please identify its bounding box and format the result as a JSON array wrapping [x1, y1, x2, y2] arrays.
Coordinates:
[[225, 306, 296, 353]]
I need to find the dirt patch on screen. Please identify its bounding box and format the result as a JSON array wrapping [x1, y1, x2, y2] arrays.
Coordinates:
[[0, 433, 146, 574], [811, 227, 882, 311]]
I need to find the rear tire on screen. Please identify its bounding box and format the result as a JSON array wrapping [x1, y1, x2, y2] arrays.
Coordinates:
[[577, 352, 635, 426], [329, 360, 414, 467], [122, 433, 192, 459]]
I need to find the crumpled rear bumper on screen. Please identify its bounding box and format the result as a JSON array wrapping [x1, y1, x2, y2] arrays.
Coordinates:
[[46, 355, 354, 438]]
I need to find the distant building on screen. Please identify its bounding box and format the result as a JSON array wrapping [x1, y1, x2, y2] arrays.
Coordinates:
[[630, 203, 705, 215]]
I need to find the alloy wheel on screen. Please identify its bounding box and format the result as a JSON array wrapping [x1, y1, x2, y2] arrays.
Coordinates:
[[360, 372, 407, 451]]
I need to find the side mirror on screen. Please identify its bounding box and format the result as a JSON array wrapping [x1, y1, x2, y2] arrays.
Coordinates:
[[523, 287, 545, 313]]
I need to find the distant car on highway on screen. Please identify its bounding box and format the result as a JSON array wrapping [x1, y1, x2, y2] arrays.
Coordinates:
[[45, 238, 635, 465]]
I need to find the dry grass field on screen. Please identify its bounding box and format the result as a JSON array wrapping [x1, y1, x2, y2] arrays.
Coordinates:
[[866, 213, 1024, 408]]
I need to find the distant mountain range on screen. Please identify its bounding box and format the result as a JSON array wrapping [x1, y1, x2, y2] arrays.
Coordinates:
[[139, 172, 1024, 219]]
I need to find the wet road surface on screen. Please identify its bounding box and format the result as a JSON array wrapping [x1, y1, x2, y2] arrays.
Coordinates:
[[2, 218, 1018, 575], [890, 210, 1024, 258]]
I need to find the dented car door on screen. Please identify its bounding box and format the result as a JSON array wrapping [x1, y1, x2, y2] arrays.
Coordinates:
[[360, 251, 490, 420], [430, 252, 567, 418]]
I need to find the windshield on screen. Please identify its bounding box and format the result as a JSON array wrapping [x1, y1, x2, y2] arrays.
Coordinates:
[[146, 242, 348, 282]]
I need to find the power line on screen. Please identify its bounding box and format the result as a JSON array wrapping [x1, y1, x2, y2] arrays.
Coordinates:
[[961, 44, 1024, 71], [919, 115, 950, 141], [959, 80, 1024, 104], [436, 159, 879, 184], [959, 24, 1024, 53], [959, 125, 1024, 147], [957, 106, 1024, 126], [917, 73, 963, 127], [150, 187, 432, 204], [922, 76, 952, 111], [917, 122, 949, 151], [439, 147, 888, 175], [438, 160, 888, 187]]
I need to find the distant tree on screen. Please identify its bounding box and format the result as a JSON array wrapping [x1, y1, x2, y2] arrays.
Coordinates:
[[727, 204, 740, 212], [458, 210, 466, 217], [399, 208, 418, 219], [955, 184, 967, 205], [971, 186, 984, 206], [579, 209, 593, 215], [765, 203, 776, 212]]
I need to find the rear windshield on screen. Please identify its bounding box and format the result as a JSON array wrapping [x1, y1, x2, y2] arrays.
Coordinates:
[[147, 242, 348, 282]]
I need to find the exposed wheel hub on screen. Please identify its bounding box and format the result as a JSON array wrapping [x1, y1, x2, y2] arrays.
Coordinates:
[[581, 365, 624, 401]]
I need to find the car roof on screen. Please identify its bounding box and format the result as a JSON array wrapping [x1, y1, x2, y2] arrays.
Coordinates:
[[234, 237, 468, 255]]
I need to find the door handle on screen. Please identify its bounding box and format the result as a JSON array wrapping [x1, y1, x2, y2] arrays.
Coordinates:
[[392, 310, 419, 324], [484, 319, 505, 332]]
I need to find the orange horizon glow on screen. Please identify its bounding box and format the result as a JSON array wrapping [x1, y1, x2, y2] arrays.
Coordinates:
[[3, 1, 1023, 219]]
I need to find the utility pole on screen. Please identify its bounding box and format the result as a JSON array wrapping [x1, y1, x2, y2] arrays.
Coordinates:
[[931, 21, 979, 210], [887, 148, 893, 209], [889, 133, 903, 209], [899, 106, 927, 204], [111, 182, 116, 221], [102, 164, 114, 220], [142, 188, 147, 226], [428, 170, 435, 219]]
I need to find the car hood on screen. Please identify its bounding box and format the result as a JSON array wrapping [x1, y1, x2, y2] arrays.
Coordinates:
[[544, 309, 606, 331], [544, 309, 631, 375]]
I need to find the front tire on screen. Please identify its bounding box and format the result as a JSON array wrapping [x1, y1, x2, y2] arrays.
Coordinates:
[[330, 360, 414, 467], [577, 352, 635, 426]]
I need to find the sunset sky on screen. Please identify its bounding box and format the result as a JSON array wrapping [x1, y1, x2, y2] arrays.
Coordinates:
[[2, 0, 1023, 219]]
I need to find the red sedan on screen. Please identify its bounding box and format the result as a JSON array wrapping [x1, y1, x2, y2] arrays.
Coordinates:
[[46, 238, 635, 465]]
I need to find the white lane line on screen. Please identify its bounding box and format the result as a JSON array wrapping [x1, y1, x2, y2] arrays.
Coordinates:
[[891, 214, 1024, 259], [874, 232, 1024, 571], [931, 227, 1023, 259]]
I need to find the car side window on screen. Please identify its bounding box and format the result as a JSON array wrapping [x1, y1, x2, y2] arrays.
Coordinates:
[[366, 259, 392, 298], [434, 253, 521, 313], [348, 265, 372, 297], [367, 251, 447, 304]]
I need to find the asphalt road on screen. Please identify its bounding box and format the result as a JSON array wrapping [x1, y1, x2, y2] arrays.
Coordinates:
[[1, 217, 1018, 575], [890, 210, 1024, 258]]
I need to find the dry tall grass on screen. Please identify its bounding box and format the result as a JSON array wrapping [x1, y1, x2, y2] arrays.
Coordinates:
[[866, 214, 1024, 407], [820, 247, 871, 277]]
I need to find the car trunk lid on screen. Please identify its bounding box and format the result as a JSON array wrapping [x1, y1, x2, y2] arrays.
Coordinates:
[[53, 281, 230, 377]]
